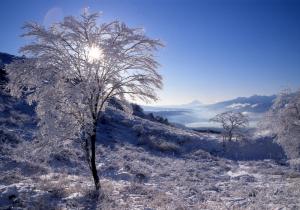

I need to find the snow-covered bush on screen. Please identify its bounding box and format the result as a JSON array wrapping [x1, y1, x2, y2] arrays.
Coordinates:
[[132, 123, 146, 138], [138, 135, 180, 153], [263, 89, 300, 161], [288, 158, 300, 170], [153, 140, 180, 153]]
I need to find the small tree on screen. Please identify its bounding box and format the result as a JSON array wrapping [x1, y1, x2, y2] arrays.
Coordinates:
[[210, 111, 249, 144], [263, 89, 300, 159], [6, 10, 163, 190]]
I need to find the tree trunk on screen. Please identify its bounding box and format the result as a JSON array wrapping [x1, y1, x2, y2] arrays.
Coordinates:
[[90, 123, 101, 190], [228, 131, 232, 141]]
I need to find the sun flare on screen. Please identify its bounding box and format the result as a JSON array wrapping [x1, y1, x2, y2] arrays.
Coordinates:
[[87, 45, 104, 62]]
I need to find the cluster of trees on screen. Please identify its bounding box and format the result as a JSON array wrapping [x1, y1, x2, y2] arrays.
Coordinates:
[[6, 10, 163, 190], [131, 104, 169, 125]]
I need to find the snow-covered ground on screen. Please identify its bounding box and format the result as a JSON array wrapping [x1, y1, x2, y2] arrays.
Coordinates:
[[1, 99, 300, 209]]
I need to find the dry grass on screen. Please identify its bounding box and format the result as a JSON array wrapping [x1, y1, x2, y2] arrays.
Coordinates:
[[138, 135, 181, 153]]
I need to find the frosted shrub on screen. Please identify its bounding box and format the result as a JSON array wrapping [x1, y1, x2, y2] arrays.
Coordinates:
[[289, 158, 300, 171], [132, 124, 145, 137], [138, 135, 180, 153], [263, 89, 300, 160]]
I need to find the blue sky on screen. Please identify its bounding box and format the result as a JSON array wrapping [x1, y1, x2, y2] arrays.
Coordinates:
[[0, 0, 299, 105]]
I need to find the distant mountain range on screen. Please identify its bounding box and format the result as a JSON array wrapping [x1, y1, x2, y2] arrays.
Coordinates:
[[143, 95, 276, 128], [208, 95, 276, 113]]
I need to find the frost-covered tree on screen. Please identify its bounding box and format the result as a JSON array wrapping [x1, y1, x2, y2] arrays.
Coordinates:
[[263, 89, 300, 159], [6, 10, 163, 190], [210, 111, 249, 143]]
